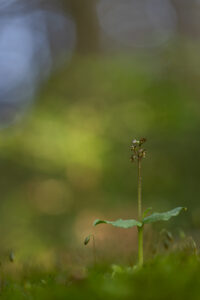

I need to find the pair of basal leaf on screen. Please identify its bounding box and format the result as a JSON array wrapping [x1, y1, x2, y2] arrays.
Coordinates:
[[93, 207, 187, 229]]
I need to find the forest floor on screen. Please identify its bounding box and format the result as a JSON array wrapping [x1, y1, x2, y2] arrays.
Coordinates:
[[0, 253, 200, 300]]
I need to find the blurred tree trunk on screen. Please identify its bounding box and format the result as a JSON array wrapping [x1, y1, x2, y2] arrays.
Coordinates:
[[170, 0, 200, 38], [63, 0, 100, 54]]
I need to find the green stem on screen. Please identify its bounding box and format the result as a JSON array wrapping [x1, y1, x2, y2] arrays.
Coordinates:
[[138, 226, 143, 267], [138, 159, 142, 219], [92, 235, 97, 266], [137, 159, 143, 266]]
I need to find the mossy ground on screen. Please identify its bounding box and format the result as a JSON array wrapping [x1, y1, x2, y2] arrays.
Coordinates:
[[1, 253, 199, 300]]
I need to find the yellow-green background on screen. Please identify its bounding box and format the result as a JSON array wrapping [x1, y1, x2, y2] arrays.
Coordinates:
[[0, 46, 200, 266]]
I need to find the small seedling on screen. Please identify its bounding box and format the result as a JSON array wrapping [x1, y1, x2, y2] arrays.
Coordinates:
[[157, 229, 174, 252], [9, 251, 15, 263], [179, 233, 197, 256], [93, 138, 187, 266], [84, 234, 97, 265]]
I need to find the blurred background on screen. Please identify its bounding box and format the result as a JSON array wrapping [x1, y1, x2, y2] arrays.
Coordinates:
[[0, 0, 200, 268]]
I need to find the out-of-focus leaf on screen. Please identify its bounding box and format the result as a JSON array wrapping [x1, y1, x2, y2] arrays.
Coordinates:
[[9, 251, 15, 262], [84, 235, 91, 245], [142, 207, 187, 224], [143, 207, 152, 218], [93, 218, 142, 228]]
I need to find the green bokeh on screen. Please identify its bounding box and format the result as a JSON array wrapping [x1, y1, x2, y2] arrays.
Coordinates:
[[0, 49, 199, 262]]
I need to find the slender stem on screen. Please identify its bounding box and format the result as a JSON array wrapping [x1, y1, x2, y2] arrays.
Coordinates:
[[92, 235, 97, 266], [138, 226, 143, 266], [137, 159, 143, 266], [138, 159, 142, 220]]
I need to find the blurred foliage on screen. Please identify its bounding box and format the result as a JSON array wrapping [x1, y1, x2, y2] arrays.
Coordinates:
[[0, 254, 200, 300], [0, 46, 200, 262]]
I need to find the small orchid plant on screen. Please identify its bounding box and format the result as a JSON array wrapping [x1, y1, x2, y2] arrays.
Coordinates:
[[92, 138, 186, 266]]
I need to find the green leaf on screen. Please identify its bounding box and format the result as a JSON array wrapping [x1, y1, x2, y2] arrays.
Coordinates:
[[93, 218, 142, 228], [84, 235, 91, 245], [142, 207, 152, 218], [142, 207, 187, 225]]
